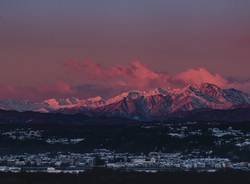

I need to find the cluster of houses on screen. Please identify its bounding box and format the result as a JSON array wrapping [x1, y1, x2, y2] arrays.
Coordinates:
[[1, 129, 42, 140], [0, 150, 250, 173]]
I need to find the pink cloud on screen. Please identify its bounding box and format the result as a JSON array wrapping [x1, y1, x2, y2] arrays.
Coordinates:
[[65, 60, 250, 95], [65, 60, 171, 90], [0, 81, 75, 101], [0, 85, 36, 100], [176, 68, 228, 87], [228, 80, 250, 93], [38, 81, 74, 96]]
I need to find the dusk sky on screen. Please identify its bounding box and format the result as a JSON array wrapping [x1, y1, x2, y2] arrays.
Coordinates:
[[0, 0, 250, 100]]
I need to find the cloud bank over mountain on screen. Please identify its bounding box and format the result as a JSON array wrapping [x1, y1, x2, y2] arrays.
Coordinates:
[[0, 60, 249, 101]]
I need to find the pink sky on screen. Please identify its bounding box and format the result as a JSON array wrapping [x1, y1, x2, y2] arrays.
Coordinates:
[[0, 1, 250, 100]]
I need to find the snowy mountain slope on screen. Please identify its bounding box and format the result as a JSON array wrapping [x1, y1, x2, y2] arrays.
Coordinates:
[[0, 83, 249, 120], [95, 83, 250, 119]]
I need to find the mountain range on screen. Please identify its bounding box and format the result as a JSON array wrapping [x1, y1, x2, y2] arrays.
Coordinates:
[[0, 83, 250, 121]]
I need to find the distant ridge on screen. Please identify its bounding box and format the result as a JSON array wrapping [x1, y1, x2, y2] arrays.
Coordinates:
[[0, 83, 249, 121]]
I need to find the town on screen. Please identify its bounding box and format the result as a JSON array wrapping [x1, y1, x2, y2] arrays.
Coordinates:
[[0, 149, 250, 173], [1, 122, 250, 174]]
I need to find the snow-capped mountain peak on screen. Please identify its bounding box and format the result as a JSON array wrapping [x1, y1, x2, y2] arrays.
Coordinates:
[[0, 83, 249, 120], [44, 97, 82, 109], [144, 88, 169, 96]]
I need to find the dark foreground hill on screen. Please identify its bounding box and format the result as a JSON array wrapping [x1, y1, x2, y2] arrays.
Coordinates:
[[1, 107, 250, 124], [0, 110, 137, 124]]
